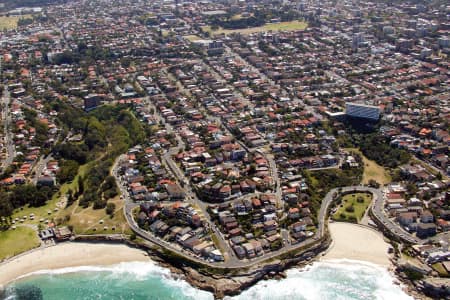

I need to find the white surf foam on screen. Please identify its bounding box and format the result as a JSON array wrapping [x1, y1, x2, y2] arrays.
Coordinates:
[[11, 259, 413, 300], [227, 260, 413, 300], [13, 261, 214, 300]]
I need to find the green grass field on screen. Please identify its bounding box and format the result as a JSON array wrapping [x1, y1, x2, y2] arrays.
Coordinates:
[[0, 15, 32, 30], [202, 20, 308, 36], [333, 192, 372, 223], [0, 226, 40, 260], [10, 164, 89, 226], [65, 195, 131, 235], [183, 35, 202, 42], [346, 148, 391, 185]]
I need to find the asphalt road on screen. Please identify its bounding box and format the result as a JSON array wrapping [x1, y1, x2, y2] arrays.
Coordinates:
[[115, 144, 435, 268], [1, 88, 16, 170]]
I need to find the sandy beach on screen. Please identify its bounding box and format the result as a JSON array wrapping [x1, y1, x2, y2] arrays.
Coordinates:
[[0, 242, 149, 286], [0, 223, 392, 288], [322, 222, 392, 267]]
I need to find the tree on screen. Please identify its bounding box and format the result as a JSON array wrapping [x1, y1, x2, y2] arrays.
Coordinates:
[[77, 177, 84, 195], [368, 179, 380, 188], [57, 160, 79, 184], [406, 183, 418, 195], [105, 202, 116, 216], [345, 204, 355, 213], [66, 189, 75, 207], [0, 196, 13, 217]]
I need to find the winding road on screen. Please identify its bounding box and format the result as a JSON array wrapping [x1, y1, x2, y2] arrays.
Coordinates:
[[113, 148, 369, 268]]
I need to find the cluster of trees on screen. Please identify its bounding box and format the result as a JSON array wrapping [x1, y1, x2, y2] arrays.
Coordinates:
[[17, 17, 34, 27], [50, 44, 115, 65], [78, 159, 118, 209], [56, 160, 79, 184], [303, 167, 363, 217], [52, 102, 144, 157], [22, 107, 49, 150], [105, 202, 116, 216], [1, 101, 144, 216], [0, 184, 56, 218], [211, 15, 265, 30], [359, 134, 410, 168], [51, 104, 143, 209], [53, 143, 88, 164], [208, 8, 303, 30]]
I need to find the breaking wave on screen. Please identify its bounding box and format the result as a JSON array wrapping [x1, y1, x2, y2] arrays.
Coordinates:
[[228, 259, 412, 300], [4, 259, 412, 300]]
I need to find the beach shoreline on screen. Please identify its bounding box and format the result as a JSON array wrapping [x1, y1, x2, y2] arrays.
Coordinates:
[[0, 223, 395, 286], [321, 221, 392, 267], [0, 224, 421, 299], [0, 242, 149, 287]]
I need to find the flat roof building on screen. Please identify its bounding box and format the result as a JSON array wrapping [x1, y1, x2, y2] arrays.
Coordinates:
[[346, 102, 380, 121]]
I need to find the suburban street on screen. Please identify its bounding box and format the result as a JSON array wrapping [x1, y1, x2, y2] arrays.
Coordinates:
[[112, 79, 432, 267], [1, 87, 16, 170], [32, 155, 54, 185], [112, 147, 358, 268]]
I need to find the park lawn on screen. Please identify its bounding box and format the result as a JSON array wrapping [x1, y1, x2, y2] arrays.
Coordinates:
[[10, 164, 89, 226], [202, 20, 308, 35], [333, 192, 372, 222], [0, 15, 32, 30], [346, 148, 391, 185], [263, 21, 308, 31], [0, 16, 21, 30], [231, 14, 243, 20], [65, 196, 130, 235], [161, 30, 170, 37], [0, 226, 40, 260], [183, 35, 202, 42]]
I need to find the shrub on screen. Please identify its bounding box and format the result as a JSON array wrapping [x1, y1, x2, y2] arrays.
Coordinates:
[[345, 205, 355, 213], [93, 199, 107, 209], [348, 216, 357, 223], [105, 202, 116, 216], [404, 269, 424, 281]]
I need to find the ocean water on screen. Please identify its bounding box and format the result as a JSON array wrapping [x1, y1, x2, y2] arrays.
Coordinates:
[[3, 259, 413, 300]]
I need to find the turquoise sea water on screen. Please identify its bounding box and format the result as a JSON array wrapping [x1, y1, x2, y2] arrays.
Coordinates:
[[3, 259, 413, 300]]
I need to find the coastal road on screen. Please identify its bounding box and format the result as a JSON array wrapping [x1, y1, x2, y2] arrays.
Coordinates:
[[114, 150, 321, 268], [116, 145, 426, 269], [325, 186, 421, 244], [112, 156, 214, 265]]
